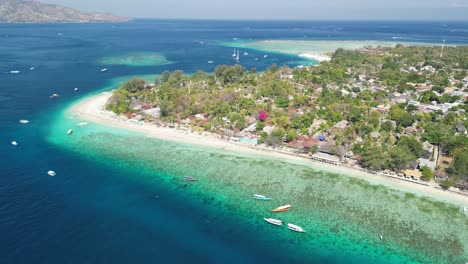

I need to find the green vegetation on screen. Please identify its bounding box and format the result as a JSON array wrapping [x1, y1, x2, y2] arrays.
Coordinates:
[[420, 166, 434, 181], [106, 45, 468, 189]]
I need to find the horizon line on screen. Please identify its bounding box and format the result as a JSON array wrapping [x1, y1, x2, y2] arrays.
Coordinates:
[[128, 17, 468, 22]]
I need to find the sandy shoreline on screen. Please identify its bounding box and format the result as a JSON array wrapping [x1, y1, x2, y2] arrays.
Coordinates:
[[69, 92, 468, 206], [298, 52, 331, 62]]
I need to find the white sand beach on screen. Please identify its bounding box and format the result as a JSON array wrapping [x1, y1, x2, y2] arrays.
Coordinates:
[[298, 52, 331, 62], [70, 92, 468, 206]]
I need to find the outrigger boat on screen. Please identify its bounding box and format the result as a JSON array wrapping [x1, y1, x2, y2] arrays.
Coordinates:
[[184, 176, 197, 181], [272, 204, 291, 212], [253, 194, 272, 201]]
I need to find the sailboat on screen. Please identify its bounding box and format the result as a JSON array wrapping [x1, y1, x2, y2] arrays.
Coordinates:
[[236, 50, 240, 62], [232, 48, 237, 57]]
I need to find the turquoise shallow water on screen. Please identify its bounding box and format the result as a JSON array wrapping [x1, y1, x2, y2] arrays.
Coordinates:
[[46, 88, 468, 264], [97, 52, 173, 67]]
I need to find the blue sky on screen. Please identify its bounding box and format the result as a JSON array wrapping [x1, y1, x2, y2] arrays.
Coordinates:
[[41, 0, 468, 20]]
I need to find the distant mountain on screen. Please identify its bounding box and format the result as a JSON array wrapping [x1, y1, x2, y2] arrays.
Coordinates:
[[0, 0, 128, 23]]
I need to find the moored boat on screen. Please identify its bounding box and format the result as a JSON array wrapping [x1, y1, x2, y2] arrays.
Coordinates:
[[19, 120, 29, 124], [11, 141, 18, 146], [101, 68, 108, 72], [49, 93, 60, 99], [67, 129, 73, 135], [10, 70, 20, 74], [264, 218, 282, 226], [184, 176, 197, 181], [254, 194, 272, 201], [287, 223, 305, 233], [272, 204, 291, 212], [48, 170, 56, 176]]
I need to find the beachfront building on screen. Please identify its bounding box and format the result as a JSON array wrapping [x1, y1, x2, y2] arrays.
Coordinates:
[[310, 152, 340, 165], [310, 143, 341, 165], [287, 135, 319, 153], [403, 169, 422, 181], [418, 158, 436, 170]]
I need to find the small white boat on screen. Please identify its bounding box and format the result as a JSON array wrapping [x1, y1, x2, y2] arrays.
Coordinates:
[[254, 194, 272, 201], [49, 93, 60, 99], [243, 52, 248, 56], [100, 68, 108, 72], [264, 218, 282, 226], [287, 223, 305, 233], [263, 55, 268, 58], [77, 122, 88, 126], [10, 70, 20, 74], [74, 87, 79, 91], [207, 61, 214, 64], [232, 48, 237, 57], [67, 129, 73, 135], [380, 235, 383, 240], [30, 67, 35, 70], [19, 120, 29, 124], [48, 170, 56, 176], [11, 141, 18, 146]]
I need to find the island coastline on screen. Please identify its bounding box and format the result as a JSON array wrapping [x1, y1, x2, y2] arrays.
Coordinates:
[[69, 91, 468, 206]]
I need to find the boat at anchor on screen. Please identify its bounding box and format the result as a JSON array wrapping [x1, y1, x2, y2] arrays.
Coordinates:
[[287, 223, 305, 233], [272, 204, 291, 212], [254, 194, 272, 201], [184, 176, 197, 181], [264, 218, 282, 226]]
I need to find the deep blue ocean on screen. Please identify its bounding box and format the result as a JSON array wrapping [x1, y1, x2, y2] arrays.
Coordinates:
[[1, 20, 468, 263]]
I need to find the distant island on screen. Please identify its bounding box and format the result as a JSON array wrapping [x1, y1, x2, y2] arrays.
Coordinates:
[[0, 0, 128, 23]]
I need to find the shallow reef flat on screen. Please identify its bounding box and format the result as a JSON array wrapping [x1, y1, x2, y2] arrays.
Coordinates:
[[97, 52, 173, 67], [48, 110, 468, 264]]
